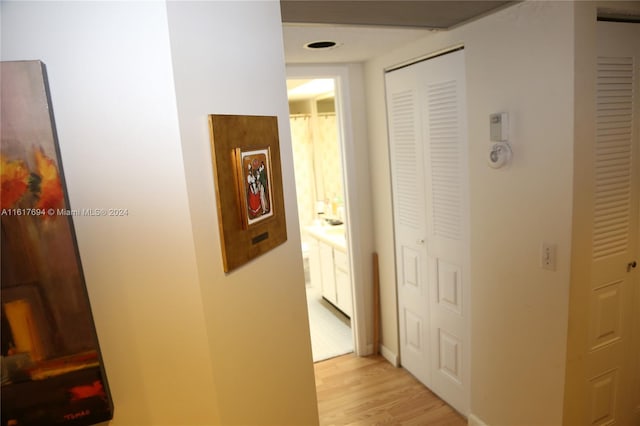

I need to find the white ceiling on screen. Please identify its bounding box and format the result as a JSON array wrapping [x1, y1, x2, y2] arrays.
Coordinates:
[[282, 24, 434, 64], [280, 1, 513, 63]]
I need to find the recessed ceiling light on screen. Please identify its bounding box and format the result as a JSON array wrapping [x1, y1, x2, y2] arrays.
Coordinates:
[[304, 40, 340, 50]]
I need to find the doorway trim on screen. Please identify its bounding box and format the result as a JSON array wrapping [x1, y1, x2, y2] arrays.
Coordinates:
[[287, 64, 371, 357]]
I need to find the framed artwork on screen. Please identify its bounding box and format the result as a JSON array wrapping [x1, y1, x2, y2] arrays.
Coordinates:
[[1, 61, 113, 425], [235, 147, 275, 228], [208, 115, 287, 273]]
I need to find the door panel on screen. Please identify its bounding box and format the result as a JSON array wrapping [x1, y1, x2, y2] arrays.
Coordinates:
[[589, 281, 622, 351], [589, 369, 618, 426], [587, 21, 640, 425], [436, 259, 463, 315], [438, 329, 463, 384], [422, 50, 469, 415], [386, 65, 430, 386], [386, 49, 469, 415]]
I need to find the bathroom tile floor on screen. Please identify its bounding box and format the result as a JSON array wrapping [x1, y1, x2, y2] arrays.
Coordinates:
[[306, 285, 354, 362]]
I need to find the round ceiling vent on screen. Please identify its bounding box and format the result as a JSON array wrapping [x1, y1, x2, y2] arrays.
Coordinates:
[[304, 40, 340, 50]]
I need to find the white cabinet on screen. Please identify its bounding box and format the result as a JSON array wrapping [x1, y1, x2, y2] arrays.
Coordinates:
[[318, 241, 337, 306], [333, 248, 352, 317], [307, 230, 352, 318], [307, 238, 321, 289]]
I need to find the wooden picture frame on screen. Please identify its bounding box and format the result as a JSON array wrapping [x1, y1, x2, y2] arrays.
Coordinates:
[[208, 115, 287, 273]]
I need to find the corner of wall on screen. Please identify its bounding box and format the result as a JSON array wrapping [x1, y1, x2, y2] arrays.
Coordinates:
[[380, 344, 399, 367], [468, 414, 489, 426]]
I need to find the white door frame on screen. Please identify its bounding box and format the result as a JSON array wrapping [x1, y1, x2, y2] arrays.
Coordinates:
[[286, 64, 369, 356]]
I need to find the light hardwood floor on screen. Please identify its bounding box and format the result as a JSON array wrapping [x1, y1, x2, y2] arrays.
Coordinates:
[[314, 354, 466, 426]]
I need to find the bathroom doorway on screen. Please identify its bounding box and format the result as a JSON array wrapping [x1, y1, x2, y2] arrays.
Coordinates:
[[287, 78, 355, 362]]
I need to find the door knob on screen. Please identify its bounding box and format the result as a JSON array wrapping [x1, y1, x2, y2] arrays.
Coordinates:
[[416, 239, 425, 245], [628, 261, 637, 272]]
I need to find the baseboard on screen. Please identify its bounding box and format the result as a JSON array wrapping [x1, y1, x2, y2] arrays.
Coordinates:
[[366, 343, 373, 355], [380, 344, 399, 367], [468, 413, 489, 426]]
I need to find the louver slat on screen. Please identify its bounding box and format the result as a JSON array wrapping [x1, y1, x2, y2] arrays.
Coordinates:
[[428, 80, 461, 241], [593, 57, 633, 260], [391, 90, 421, 230]]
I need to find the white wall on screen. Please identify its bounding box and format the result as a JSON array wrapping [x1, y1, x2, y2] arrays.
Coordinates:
[[365, 2, 575, 424], [1, 1, 319, 425], [1, 2, 220, 424], [166, 2, 319, 425]]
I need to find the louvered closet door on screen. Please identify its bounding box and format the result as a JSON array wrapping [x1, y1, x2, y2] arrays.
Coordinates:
[[386, 49, 470, 415], [587, 21, 640, 426], [386, 64, 431, 386], [419, 50, 469, 415]]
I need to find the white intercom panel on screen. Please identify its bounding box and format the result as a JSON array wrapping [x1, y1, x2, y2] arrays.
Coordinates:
[[490, 112, 509, 142], [488, 112, 511, 169]]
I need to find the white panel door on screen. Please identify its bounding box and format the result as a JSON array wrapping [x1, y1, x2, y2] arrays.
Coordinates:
[[420, 50, 470, 415], [386, 64, 430, 386], [386, 49, 470, 415], [587, 21, 640, 426]]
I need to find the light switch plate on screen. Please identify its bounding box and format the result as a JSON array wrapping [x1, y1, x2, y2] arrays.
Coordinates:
[[541, 242, 557, 271]]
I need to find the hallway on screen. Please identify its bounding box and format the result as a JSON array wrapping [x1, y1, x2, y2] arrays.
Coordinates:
[[314, 354, 466, 425]]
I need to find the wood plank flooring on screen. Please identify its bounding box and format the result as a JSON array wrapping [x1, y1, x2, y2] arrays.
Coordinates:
[[314, 354, 466, 426]]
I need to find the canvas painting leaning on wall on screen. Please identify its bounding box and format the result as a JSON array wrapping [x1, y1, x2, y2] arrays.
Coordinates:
[[1, 61, 113, 426]]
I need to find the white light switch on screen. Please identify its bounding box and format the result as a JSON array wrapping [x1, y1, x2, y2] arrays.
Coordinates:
[[541, 242, 557, 271]]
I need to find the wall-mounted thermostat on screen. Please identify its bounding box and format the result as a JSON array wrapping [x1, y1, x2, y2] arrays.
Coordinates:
[[488, 141, 512, 169], [490, 112, 509, 142]]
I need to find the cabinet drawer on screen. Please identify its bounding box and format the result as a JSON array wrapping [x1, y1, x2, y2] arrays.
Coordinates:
[[333, 249, 349, 271]]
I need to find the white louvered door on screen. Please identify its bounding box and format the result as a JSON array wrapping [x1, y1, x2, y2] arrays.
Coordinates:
[[386, 49, 469, 415], [386, 63, 431, 386], [422, 51, 469, 414], [587, 21, 640, 426]]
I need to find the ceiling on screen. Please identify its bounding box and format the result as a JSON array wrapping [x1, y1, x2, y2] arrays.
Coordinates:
[[280, 1, 512, 28], [280, 0, 513, 63]]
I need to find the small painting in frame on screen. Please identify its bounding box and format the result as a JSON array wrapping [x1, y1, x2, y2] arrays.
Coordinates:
[[236, 147, 274, 228]]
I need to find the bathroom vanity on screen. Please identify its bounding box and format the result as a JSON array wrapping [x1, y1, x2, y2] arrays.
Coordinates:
[[305, 224, 352, 317]]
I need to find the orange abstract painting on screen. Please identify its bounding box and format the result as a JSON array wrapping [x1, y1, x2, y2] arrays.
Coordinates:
[[1, 61, 113, 425]]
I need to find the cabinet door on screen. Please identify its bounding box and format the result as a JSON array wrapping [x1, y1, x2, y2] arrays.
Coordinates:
[[319, 242, 336, 304], [334, 249, 352, 317], [307, 238, 321, 290], [335, 269, 352, 317]]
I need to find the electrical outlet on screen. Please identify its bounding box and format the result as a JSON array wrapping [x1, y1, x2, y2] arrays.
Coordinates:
[[541, 242, 557, 271]]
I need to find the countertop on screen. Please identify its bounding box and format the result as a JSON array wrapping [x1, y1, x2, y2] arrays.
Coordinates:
[[305, 224, 347, 251]]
